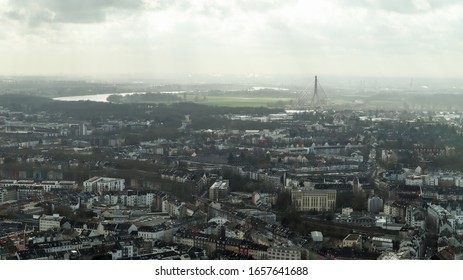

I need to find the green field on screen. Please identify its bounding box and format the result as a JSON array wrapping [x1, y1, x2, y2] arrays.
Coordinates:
[[109, 92, 425, 110], [185, 95, 419, 110], [187, 95, 294, 107]]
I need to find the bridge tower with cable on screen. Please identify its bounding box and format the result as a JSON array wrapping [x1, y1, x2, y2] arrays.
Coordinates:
[[295, 75, 329, 108]]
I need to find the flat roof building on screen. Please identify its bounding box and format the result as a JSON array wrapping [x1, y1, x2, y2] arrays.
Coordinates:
[[39, 214, 64, 232], [209, 180, 229, 201], [291, 189, 336, 212]]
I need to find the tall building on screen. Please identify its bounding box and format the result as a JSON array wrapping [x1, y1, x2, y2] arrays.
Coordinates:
[[209, 180, 229, 201], [291, 189, 336, 212], [368, 196, 384, 214]]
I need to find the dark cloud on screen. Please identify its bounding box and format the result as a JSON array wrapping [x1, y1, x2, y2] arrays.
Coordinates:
[[5, 0, 144, 25]]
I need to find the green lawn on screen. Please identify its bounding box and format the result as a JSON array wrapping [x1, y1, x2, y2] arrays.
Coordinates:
[[189, 95, 294, 107]]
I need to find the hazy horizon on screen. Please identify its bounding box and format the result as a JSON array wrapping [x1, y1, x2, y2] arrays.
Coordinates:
[[1, 0, 463, 79], [3, 74, 463, 90]]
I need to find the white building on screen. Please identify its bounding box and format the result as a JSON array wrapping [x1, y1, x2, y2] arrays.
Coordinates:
[[424, 175, 440, 186], [267, 247, 301, 260], [0, 179, 78, 193], [137, 192, 155, 206], [110, 241, 135, 259], [368, 196, 384, 214], [40, 181, 78, 192], [137, 225, 177, 241], [83, 177, 125, 193], [252, 192, 275, 207], [138, 227, 167, 240], [209, 180, 229, 201], [162, 199, 187, 218], [311, 231, 323, 242], [39, 214, 64, 232], [405, 176, 423, 187], [427, 204, 454, 233], [405, 206, 426, 230], [342, 207, 354, 216], [371, 237, 393, 252], [103, 194, 119, 205], [342, 234, 362, 248]]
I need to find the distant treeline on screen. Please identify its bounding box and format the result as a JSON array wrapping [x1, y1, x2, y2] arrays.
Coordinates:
[[0, 81, 125, 98], [0, 94, 282, 130], [204, 89, 297, 98], [107, 92, 182, 104], [366, 93, 463, 109]]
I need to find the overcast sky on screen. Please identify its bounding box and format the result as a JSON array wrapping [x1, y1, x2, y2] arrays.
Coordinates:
[[1, 0, 463, 79]]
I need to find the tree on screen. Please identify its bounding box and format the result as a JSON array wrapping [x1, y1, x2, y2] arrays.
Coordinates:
[[227, 152, 235, 165], [336, 191, 354, 209], [325, 211, 335, 221], [274, 191, 291, 211], [4, 238, 18, 254], [55, 205, 74, 218], [301, 249, 308, 260], [352, 192, 367, 211], [239, 151, 246, 163]]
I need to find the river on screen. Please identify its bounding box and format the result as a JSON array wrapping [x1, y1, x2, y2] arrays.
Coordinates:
[[52, 91, 187, 103], [52, 92, 138, 103]]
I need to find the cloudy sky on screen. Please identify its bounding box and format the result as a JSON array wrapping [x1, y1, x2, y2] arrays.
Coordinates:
[[1, 0, 462, 79]]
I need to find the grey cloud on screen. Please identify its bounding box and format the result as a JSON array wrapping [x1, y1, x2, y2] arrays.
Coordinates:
[[6, 0, 144, 25], [28, 9, 55, 27], [424, 0, 461, 9], [347, 0, 419, 13], [147, 0, 293, 18], [340, 0, 460, 14], [234, 0, 296, 12], [5, 10, 25, 21], [254, 7, 459, 57]]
